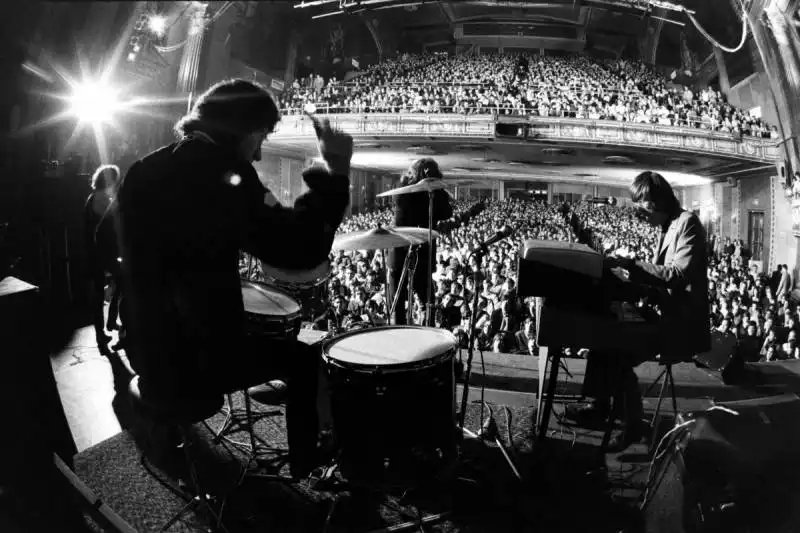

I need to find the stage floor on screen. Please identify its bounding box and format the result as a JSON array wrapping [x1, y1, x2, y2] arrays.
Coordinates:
[[54, 325, 727, 532]]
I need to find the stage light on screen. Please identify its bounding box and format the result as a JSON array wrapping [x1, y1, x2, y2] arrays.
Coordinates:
[[147, 14, 167, 36], [67, 81, 121, 126]]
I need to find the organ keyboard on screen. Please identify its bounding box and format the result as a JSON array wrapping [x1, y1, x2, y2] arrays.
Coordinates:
[[517, 240, 661, 438]]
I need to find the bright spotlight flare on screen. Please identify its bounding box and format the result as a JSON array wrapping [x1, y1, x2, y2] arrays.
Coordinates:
[[147, 14, 167, 36], [68, 81, 122, 126]]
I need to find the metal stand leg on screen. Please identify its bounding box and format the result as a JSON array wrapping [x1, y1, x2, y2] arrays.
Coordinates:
[[159, 427, 230, 533], [211, 392, 281, 456], [537, 348, 562, 440], [389, 246, 419, 325], [426, 190, 435, 327], [649, 365, 676, 449]]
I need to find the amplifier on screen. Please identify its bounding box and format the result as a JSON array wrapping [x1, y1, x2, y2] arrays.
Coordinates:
[[644, 394, 800, 533]]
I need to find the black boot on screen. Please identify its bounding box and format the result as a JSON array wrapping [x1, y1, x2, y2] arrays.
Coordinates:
[[606, 375, 647, 453]]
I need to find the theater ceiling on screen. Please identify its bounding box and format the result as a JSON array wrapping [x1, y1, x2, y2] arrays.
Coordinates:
[[290, 0, 730, 59], [263, 136, 772, 188]]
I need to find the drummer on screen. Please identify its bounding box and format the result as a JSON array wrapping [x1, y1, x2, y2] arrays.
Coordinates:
[[106, 79, 353, 478], [388, 158, 453, 325]]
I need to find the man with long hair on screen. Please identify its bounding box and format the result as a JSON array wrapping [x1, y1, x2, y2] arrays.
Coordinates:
[[85, 164, 121, 353], [566, 171, 710, 452], [109, 79, 352, 477], [389, 158, 453, 325]]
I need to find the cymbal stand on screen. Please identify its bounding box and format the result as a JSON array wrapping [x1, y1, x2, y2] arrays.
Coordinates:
[[389, 245, 419, 325], [426, 190, 435, 327], [380, 247, 391, 321]]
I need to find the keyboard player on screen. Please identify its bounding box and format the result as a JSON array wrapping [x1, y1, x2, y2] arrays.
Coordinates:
[[565, 171, 710, 452]]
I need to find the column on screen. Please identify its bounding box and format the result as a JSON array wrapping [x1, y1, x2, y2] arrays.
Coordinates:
[[200, 2, 238, 90], [713, 182, 725, 238], [732, 180, 741, 241], [743, 0, 800, 174], [177, 3, 208, 99], [284, 30, 300, 83], [497, 180, 505, 201], [713, 46, 731, 92]]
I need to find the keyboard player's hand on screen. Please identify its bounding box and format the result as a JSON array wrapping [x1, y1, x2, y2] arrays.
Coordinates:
[[604, 255, 634, 270]]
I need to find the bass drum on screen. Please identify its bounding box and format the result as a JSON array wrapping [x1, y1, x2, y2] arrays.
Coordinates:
[[322, 326, 459, 488]]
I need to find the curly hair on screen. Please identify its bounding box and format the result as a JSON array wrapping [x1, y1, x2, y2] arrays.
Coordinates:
[[173, 79, 280, 146], [400, 158, 443, 186], [90, 164, 120, 191]]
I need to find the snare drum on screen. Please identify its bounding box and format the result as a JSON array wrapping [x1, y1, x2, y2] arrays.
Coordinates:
[[241, 280, 303, 340], [260, 260, 331, 323], [322, 326, 459, 487]]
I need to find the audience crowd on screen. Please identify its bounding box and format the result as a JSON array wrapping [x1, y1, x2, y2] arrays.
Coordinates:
[[242, 198, 794, 365], [281, 52, 776, 138], [707, 239, 798, 363]]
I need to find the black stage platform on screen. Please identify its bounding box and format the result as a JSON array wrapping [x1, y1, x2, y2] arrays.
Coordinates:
[[73, 391, 649, 533]]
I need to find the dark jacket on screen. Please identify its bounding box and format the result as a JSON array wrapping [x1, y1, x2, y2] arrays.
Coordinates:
[[388, 189, 452, 295], [109, 137, 349, 399], [629, 209, 711, 360], [84, 192, 115, 273]]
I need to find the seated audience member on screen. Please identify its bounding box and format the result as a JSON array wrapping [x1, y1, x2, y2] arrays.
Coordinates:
[[736, 321, 762, 363], [514, 317, 536, 354]]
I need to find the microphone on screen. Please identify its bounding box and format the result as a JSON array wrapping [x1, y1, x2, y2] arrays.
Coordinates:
[[476, 225, 513, 253]]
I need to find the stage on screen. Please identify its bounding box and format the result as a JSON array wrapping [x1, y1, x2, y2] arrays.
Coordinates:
[[51, 325, 795, 532]]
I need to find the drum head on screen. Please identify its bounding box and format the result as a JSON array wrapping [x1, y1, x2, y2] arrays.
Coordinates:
[[261, 260, 331, 284], [241, 280, 301, 316], [325, 326, 456, 367]]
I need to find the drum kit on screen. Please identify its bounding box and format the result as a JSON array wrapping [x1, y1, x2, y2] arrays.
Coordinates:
[[236, 177, 519, 507]]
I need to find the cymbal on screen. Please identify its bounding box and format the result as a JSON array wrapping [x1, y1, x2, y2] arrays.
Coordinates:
[[332, 226, 440, 251], [377, 178, 451, 198]]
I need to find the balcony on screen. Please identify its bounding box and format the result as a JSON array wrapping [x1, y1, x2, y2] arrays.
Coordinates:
[[272, 111, 779, 163]]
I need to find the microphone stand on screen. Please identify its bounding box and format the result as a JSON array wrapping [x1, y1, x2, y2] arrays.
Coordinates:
[[458, 250, 484, 430], [457, 249, 523, 483]]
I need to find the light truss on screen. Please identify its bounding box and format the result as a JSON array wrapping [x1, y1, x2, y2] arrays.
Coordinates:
[[295, 0, 695, 16]]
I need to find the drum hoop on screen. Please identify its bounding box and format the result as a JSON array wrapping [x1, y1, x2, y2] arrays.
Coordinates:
[[241, 279, 302, 319], [322, 325, 457, 373], [260, 260, 332, 285]]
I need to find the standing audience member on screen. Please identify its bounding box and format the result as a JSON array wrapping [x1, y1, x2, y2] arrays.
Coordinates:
[[85, 164, 121, 354]]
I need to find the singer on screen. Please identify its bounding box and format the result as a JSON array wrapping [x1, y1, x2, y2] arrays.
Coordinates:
[[389, 158, 453, 326], [565, 171, 709, 452]]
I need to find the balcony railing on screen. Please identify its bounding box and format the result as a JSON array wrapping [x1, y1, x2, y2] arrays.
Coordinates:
[[272, 109, 778, 163]]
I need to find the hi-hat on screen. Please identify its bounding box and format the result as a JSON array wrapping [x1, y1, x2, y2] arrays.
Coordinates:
[[377, 178, 452, 197], [333, 226, 440, 251]]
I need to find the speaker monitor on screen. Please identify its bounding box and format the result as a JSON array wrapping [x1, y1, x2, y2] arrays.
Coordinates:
[[644, 394, 800, 533]]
